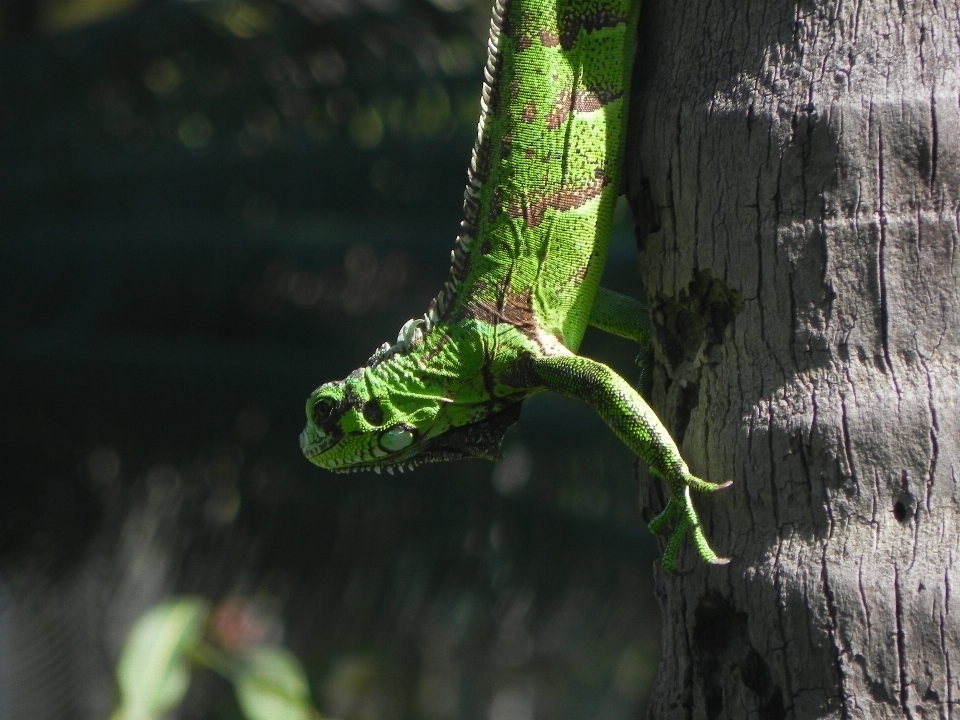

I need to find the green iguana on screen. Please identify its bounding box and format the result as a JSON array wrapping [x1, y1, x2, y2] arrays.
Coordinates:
[[300, 0, 731, 571]]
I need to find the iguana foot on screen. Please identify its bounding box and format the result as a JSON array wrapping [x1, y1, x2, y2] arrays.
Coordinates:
[[528, 353, 733, 571], [647, 478, 732, 573]]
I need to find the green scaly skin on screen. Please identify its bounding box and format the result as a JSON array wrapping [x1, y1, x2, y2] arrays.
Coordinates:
[[299, 0, 732, 572]]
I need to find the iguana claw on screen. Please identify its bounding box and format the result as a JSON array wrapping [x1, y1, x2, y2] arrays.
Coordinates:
[[648, 478, 732, 573]]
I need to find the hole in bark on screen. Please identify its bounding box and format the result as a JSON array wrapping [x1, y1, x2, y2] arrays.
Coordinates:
[[893, 501, 907, 522], [893, 489, 915, 522]]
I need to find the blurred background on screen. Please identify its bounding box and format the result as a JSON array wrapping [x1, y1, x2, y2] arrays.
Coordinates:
[[0, 0, 662, 716]]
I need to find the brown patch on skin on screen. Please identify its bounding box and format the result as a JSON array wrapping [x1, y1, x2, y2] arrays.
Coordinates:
[[574, 91, 603, 112], [571, 262, 590, 284], [539, 29, 560, 47], [501, 288, 537, 334], [507, 173, 606, 227], [521, 100, 537, 123], [517, 35, 532, 51], [559, 10, 627, 50], [459, 285, 553, 379], [511, 78, 521, 100], [573, 88, 609, 112], [500, 132, 511, 160], [545, 110, 566, 131], [547, 87, 622, 130], [465, 287, 540, 345], [525, 148, 535, 159], [545, 89, 570, 130]]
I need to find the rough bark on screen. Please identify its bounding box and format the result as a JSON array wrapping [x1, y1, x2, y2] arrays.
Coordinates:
[[626, 0, 960, 717]]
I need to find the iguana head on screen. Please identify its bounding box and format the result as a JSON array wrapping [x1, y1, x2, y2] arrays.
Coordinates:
[[299, 367, 522, 475]]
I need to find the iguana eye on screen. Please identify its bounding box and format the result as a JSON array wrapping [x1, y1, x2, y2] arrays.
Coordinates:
[[312, 398, 337, 428], [362, 398, 384, 426], [380, 425, 415, 452]]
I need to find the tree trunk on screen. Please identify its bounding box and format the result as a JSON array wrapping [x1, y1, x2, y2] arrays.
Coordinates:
[[626, 0, 960, 717]]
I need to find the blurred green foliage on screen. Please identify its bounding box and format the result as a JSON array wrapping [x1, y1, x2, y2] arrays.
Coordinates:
[[114, 600, 211, 720], [113, 597, 320, 720]]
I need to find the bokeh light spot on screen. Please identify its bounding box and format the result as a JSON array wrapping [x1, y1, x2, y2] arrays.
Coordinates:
[[349, 107, 384, 149], [143, 58, 182, 96], [213, 0, 275, 39], [309, 49, 347, 87], [177, 112, 213, 149]]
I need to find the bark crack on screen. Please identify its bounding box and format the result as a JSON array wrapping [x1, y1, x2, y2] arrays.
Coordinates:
[[940, 583, 954, 720], [857, 560, 872, 644], [894, 567, 914, 719], [930, 88, 939, 191], [876, 119, 901, 404], [822, 551, 852, 719], [839, 397, 857, 481], [917, 351, 939, 516]]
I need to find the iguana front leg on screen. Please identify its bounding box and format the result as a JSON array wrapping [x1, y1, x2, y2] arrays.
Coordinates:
[[529, 353, 731, 572], [588, 287, 653, 395], [589, 287, 649, 343]]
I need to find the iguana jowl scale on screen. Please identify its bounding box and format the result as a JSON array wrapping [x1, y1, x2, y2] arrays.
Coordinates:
[[299, 0, 731, 571]]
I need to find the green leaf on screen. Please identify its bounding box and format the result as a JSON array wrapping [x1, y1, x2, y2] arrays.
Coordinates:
[[115, 598, 209, 720], [235, 647, 316, 720]]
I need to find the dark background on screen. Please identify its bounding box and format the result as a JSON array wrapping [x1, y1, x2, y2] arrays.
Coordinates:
[[0, 0, 661, 717]]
